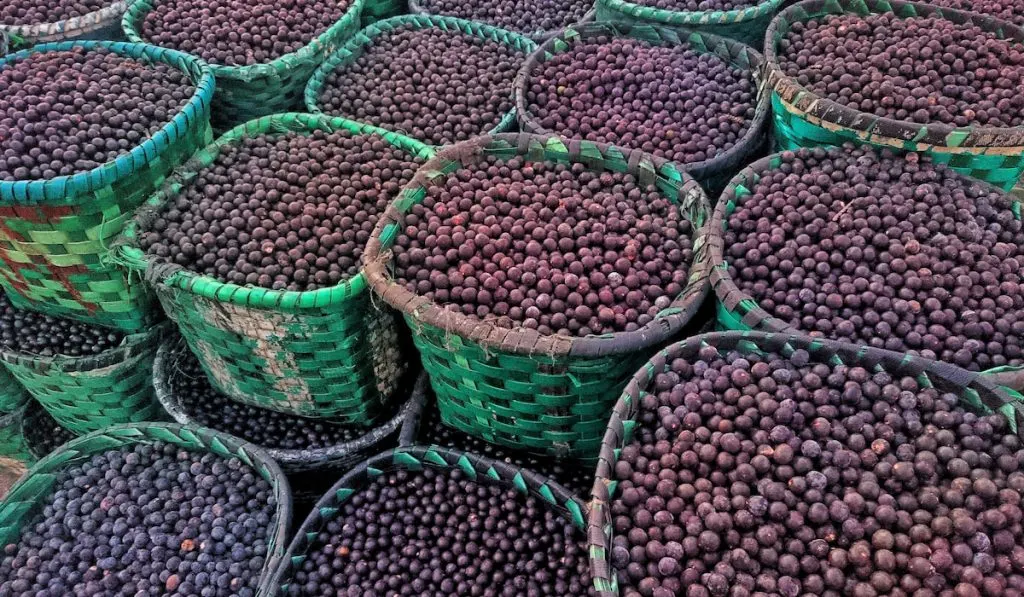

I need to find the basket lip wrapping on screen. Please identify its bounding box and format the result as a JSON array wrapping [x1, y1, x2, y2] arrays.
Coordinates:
[[764, 0, 1024, 148], [303, 14, 540, 147], [406, 0, 597, 42], [0, 320, 169, 373], [113, 111, 436, 312], [121, 0, 366, 81], [587, 329, 1024, 597], [0, 1, 127, 42], [152, 335, 430, 467], [513, 21, 772, 183], [362, 132, 713, 359], [271, 444, 589, 592], [0, 40, 214, 204], [597, 0, 784, 26]]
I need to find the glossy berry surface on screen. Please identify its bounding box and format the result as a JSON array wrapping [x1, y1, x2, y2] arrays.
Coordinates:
[[0, 293, 125, 357], [392, 155, 695, 337], [414, 0, 593, 36], [287, 466, 595, 595], [0, 441, 276, 596], [138, 129, 425, 292], [724, 146, 1024, 372], [22, 401, 75, 458], [0, 0, 113, 25], [316, 25, 525, 146], [610, 343, 1024, 597], [0, 47, 195, 182]]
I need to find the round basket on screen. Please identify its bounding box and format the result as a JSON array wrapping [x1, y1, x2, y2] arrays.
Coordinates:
[[19, 399, 75, 460], [304, 15, 538, 147], [363, 133, 711, 458], [0, 2, 126, 45], [0, 322, 168, 435], [588, 330, 1024, 596], [362, 0, 408, 24], [514, 21, 770, 194], [268, 444, 589, 594], [115, 112, 433, 422], [122, 0, 363, 130], [708, 148, 1024, 393], [154, 335, 429, 474], [0, 41, 214, 332], [0, 403, 34, 477], [0, 422, 292, 593], [408, 1, 597, 42], [594, 0, 783, 46], [765, 0, 1024, 191], [0, 368, 29, 415]]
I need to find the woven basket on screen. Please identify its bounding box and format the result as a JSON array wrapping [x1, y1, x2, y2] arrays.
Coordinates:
[[122, 0, 363, 130], [0, 2, 126, 45], [364, 133, 711, 458], [304, 15, 537, 147], [765, 0, 1024, 191], [0, 323, 168, 435], [362, 0, 408, 24], [0, 403, 33, 477], [595, 0, 783, 45], [708, 149, 1024, 393], [20, 399, 75, 460], [269, 444, 589, 594], [0, 368, 29, 415], [115, 112, 432, 422], [514, 21, 770, 194], [589, 330, 1024, 596], [408, 1, 596, 41], [0, 41, 214, 332]]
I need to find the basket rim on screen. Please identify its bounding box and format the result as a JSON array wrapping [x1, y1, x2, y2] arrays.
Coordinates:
[[153, 335, 430, 467], [407, 0, 597, 41], [113, 111, 436, 312], [303, 14, 539, 146], [0, 40, 214, 204], [0, 1, 126, 40], [587, 329, 1024, 597], [0, 319, 168, 372], [598, 0, 784, 25], [764, 0, 1024, 148], [362, 132, 712, 358], [121, 0, 365, 79], [513, 21, 771, 182]]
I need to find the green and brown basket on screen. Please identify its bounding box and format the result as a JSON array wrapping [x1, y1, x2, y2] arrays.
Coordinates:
[[595, 0, 783, 45], [708, 148, 1024, 392], [0, 41, 214, 332], [514, 21, 770, 194], [116, 112, 434, 423], [123, 0, 364, 129], [0, 2, 126, 45], [364, 133, 711, 458], [765, 0, 1024, 191], [588, 331, 1024, 595], [304, 15, 538, 146]]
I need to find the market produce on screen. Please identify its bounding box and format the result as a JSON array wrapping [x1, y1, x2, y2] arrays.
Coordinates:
[[776, 11, 1024, 127], [722, 146, 1024, 373], [0, 47, 196, 182], [608, 341, 1024, 597], [314, 24, 525, 146], [0, 293, 125, 357], [618, 0, 758, 11], [22, 401, 75, 457], [137, 128, 425, 292], [412, 0, 592, 36], [927, 0, 1024, 27], [392, 154, 695, 337], [287, 466, 595, 595], [524, 36, 757, 165], [138, 0, 350, 66], [0, 0, 113, 25], [0, 441, 276, 596]]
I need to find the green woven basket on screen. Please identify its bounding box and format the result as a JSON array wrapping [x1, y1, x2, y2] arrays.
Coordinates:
[[708, 148, 1024, 392], [269, 445, 590, 594], [304, 15, 537, 147], [595, 0, 783, 45], [0, 41, 214, 332], [588, 330, 1024, 596], [363, 133, 711, 458], [0, 368, 29, 415], [408, 0, 596, 41], [362, 0, 408, 23], [514, 21, 770, 194], [0, 422, 292, 592], [765, 0, 1024, 191], [123, 0, 364, 130], [0, 2, 126, 44], [0, 323, 168, 435], [116, 112, 434, 422], [0, 404, 34, 478]]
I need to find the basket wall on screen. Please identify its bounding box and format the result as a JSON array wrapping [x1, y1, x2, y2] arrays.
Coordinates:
[[594, 0, 783, 45], [408, 0, 596, 41], [0, 405, 34, 477], [362, 0, 408, 24], [0, 2, 126, 44], [0, 368, 29, 414], [0, 41, 214, 332]]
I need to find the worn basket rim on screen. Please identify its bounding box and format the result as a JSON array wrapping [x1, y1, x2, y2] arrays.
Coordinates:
[[0, 1, 126, 41], [764, 0, 1024, 148], [362, 132, 712, 358], [406, 0, 597, 41], [598, 0, 784, 25], [0, 40, 214, 204], [0, 319, 168, 372]]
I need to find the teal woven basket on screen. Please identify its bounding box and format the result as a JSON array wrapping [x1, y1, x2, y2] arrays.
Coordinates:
[[595, 0, 783, 45], [0, 2, 126, 44], [765, 0, 1024, 191], [0, 403, 34, 478], [0, 368, 29, 415], [362, 0, 408, 23]]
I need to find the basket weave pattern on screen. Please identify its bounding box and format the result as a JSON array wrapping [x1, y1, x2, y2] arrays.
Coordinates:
[[0, 2, 126, 44], [594, 0, 783, 45], [0, 405, 34, 474]]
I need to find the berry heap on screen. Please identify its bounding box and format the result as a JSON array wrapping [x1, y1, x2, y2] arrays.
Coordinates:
[[392, 155, 695, 337], [414, 0, 593, 36], [0, 293, 125, 357], [0, 0, 113, 25]]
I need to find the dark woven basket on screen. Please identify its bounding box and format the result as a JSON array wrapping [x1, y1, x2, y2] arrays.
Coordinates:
[[595, 0, 783, 45], [765, 0, 1024, 191], [708, 148, 1024, 393], [0, 2, 125, 44], [269, 444, 589, 594], [514, 21, 770, 195], [19, 399, 75, 460], [588, 330, 1024, 596], [364, 133, 711, 458], [408, 1, 597, 41]]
